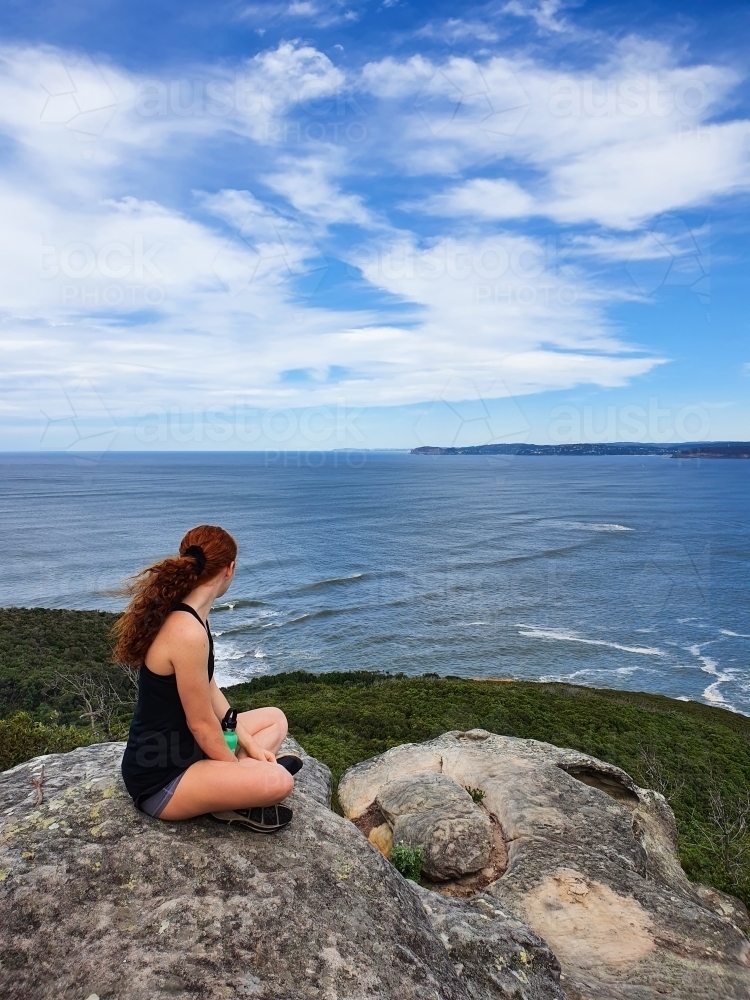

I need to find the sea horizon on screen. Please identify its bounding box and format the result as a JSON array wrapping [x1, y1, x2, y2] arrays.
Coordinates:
[[2, 439, 750, 454]]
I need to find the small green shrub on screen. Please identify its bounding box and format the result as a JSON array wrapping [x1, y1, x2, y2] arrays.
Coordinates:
[[465, 786, 485, 804], [390, 844, 424, 882], [0, 712, 97, 771]]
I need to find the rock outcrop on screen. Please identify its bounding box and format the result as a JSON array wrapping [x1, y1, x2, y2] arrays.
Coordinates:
[[338, 729, 750, 1000], [0, 737, 564, 1000], [3, 729, 749, 1000], [377, 772, 494, 880]]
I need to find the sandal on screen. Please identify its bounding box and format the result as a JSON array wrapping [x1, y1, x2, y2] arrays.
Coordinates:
[[276, 753, 304, 776], [210, 804, 293, 833]]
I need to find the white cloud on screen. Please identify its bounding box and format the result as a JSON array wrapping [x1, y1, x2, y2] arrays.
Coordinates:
[[367, 47, 747, 228], [245, 40, 342, 99], [262, 153, 375, 226], [502, 0, 570, 34], [0, 41, 346, 177], [238, 1, 358, 27], [420, 178, 536, 219], [200, 187, 329, 297], [360, 55, 435, 98], [422, 118, 750, 229], [544, 121, 750, 228], [415, 18, 500, 43], [0, 163, 663, 426], [344, 232, 664, 400]]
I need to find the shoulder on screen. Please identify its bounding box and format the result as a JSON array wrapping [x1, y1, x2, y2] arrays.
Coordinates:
[[161, 609, 209, 646]]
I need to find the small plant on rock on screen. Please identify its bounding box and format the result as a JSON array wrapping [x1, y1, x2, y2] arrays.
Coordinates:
[[390, 844, 424, 882], [465, 786, 485, 804]]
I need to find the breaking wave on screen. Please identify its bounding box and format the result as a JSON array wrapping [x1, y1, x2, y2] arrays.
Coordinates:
[[516, 624, 665, 656]]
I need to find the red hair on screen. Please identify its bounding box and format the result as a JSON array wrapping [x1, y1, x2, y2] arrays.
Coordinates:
[[112, 525, 238, 667]]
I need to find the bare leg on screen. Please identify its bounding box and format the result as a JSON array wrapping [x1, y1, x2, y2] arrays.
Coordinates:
[[159, 757, 294, 821], [236, 706, 288, 754], [157, 707, 292, 821]]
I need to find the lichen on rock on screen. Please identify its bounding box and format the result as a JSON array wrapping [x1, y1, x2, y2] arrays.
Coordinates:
[[338, 729, 750, 1000], [0, 737, 563, 1000]]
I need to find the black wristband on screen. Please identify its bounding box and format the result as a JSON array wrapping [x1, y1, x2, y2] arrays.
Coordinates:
[[221, 708, 238, 731]]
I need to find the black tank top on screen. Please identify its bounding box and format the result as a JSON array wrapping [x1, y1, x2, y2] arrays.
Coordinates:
[[120, 603, 215, 809]]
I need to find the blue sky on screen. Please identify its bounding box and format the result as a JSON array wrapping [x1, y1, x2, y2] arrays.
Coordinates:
[[1, 0, 749, 451]]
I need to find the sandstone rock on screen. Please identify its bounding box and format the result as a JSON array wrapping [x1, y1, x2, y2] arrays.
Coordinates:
[[376, 772, 493, 880], [278, 735, 332, 806], [338, 729, 750, 1000], [0, 737, 563, 1000], [693, 882, 750, 936], [339, 743, 443, 821], [416, 886, 565, 999], [367, 821, 393, 857]]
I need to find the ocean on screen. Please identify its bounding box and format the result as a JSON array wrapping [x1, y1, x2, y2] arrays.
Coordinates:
[[0, 451, 748, 715]]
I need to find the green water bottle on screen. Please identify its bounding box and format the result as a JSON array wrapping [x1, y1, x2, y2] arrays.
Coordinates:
[[222, 708, 239, 753]]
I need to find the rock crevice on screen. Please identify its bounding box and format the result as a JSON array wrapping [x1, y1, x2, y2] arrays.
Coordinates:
[[338, 729, 750, 1000]]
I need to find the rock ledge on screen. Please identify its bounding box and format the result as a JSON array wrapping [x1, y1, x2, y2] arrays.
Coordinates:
[[339, 729, 750, 1000], [0, 737, 563, 1000]]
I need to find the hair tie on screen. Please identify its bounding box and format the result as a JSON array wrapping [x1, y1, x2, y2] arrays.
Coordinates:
[[184, 545, 207, 574]]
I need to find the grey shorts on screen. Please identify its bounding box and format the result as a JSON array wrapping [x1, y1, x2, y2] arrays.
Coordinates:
[[140, 772, 186, 818]]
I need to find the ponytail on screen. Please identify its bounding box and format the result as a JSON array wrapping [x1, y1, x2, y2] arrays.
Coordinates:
[[112, 525, 237, 667]]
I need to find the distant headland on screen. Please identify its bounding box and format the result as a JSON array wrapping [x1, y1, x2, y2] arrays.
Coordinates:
[[411, 442, 750, 458]]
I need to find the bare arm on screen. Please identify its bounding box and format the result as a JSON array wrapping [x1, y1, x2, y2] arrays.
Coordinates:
[[208, 677, 275, 763], [209, 677, 230, 721], [236, 717, 276, 762], [171, 622, 236, 763]]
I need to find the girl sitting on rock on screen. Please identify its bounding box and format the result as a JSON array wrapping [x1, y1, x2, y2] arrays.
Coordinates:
[[116, 524, 301, 832]]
